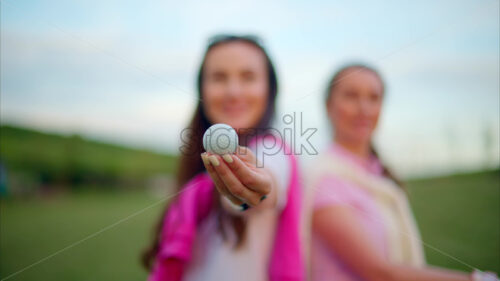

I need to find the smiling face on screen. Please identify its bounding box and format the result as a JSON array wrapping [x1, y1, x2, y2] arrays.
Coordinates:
[[327, 67, 384, 146], [201, 41, 269, 131]]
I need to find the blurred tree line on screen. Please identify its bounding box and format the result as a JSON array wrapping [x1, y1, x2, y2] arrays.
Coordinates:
[[0, 125, 178, 195]]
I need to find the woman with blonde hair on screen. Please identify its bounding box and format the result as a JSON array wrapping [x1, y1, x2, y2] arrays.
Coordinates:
[[306, 64, 498, 281]]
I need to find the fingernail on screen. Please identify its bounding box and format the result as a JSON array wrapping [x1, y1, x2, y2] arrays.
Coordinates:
[[208, 155, 220, 166], [260, 195, 267, 201], [222, 154, 233, 163], [241, 203, 250, 211], [201, 153, 210, 166]]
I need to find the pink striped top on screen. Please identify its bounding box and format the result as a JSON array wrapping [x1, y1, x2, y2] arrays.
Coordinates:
[[311, 143, 389, 281]]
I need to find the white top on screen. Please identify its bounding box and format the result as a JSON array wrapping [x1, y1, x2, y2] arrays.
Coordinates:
[[184, 137, 290, 281]]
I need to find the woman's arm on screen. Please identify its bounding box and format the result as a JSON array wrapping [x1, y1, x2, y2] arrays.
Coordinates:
[[313, 205, 472, 281]]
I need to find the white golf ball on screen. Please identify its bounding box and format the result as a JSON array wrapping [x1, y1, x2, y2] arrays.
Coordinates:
[[203, 123, 238, 155]]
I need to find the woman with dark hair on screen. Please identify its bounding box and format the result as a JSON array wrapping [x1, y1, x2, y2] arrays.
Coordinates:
[[306, 64, 498, 281], [143, 35, 304, 281]]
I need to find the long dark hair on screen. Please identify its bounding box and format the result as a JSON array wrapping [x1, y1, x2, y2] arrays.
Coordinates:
[[325, 63, 404, 188], [142, 35, 278, 270]]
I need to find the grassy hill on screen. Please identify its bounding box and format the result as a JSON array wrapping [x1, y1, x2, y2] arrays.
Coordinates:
[[0, 125, 178, 193]]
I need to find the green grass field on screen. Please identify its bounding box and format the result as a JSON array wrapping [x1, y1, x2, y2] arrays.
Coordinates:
[[407, 170, 499, 273], [1, 170, 499, 280]]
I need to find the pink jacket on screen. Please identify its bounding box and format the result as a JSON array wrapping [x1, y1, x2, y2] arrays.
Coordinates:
[[148, 136, 304, 281]]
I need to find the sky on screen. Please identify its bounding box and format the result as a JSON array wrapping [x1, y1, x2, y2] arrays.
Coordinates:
[[1, 0, 499, 177]]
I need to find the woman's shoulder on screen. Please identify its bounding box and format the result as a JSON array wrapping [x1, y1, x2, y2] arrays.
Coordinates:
[[303, 149, 371, 210], [312, 173, 369, 211], [248, 133, 292, 153], [304, 149, 344, 180]]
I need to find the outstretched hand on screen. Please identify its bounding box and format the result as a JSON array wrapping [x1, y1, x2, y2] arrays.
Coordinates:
[[201, 146, 272, 208]]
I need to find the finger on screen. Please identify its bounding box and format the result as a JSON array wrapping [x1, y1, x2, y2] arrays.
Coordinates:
[[201, 153, 242, 205], [201, 153, 227, 196], [204, 154, 243, 205], [222, 153, 271, 196], [235, 146, 258, 166], [211, 154, 262, 206]]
